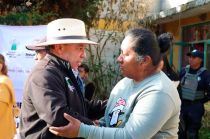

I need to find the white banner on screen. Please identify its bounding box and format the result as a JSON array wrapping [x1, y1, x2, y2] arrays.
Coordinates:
[[0, 25, 46, 103]]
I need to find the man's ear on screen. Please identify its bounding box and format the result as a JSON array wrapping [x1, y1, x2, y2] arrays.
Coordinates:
[[54, 44, 64, 55]]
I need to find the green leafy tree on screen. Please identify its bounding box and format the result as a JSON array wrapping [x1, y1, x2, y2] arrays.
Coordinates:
[[0, 0, 102, 25]]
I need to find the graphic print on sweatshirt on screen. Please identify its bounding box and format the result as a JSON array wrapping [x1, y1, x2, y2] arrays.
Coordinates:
[[109, 98, 126, 127]]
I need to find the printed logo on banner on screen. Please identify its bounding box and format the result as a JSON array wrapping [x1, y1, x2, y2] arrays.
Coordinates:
[[11, 40, 17, 50], [0, 25, 47, 103], [6, 39, 35, 58]]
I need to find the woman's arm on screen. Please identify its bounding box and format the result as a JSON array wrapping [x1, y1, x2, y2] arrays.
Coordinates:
[[50, 93, 175, 139]]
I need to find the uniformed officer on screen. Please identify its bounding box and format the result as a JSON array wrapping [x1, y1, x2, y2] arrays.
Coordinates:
[[179, 49, 210, 139]]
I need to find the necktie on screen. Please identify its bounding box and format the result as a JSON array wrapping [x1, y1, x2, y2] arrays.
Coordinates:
[[77, 75, 85, 96]]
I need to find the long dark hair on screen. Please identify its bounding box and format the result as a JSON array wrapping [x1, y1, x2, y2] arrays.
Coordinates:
[[0, 54, 8, 76], [158, 33, 179, 81]]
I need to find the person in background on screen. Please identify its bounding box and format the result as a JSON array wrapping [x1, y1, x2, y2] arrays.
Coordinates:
[[34, 49, 47, 61], [78, 63, 95, 101], [178, 49, 210, 139], [26, 37, 47, 61], [20, 18, 106, 139], [158, 32, 185, 135], [0, 53, 20, 139], [158, 32, 179, 82], [49, 28, 181, 139]]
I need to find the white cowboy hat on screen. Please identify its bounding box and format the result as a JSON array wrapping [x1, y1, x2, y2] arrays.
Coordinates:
[[26, 18, 97, 49]]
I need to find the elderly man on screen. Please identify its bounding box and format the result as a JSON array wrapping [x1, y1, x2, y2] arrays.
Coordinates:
[[26, 38, 86, 94], [49, 28, 181, 139], [20, 18, 106, 139], [179, 49, 210, 139]]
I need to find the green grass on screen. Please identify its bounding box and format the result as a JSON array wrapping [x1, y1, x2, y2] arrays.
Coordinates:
[[199, 128, 210, 139]]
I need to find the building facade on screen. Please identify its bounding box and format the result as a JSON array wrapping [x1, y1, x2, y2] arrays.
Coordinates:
[[147, 0, 210, 71]]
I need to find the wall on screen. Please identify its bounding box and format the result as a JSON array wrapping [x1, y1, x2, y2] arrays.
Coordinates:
[[159, 12, 210, 71]]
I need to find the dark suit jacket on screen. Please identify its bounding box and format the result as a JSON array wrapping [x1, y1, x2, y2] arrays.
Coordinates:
[[20, 54, 105, 139]]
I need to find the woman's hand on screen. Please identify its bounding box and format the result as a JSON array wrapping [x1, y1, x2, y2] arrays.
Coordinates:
[[49, 113, 81, 138]]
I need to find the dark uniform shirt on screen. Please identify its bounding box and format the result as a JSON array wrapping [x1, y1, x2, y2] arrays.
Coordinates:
[[180, 66, 210, 103]]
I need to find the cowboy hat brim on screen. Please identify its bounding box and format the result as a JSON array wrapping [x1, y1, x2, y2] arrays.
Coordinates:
[[26, 39, 98, 48], [26, 45, 47, 50]]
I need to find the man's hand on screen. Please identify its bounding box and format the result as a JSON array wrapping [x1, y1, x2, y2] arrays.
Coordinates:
[[93, 120, 99, 126], [49, 113, 81, 138]]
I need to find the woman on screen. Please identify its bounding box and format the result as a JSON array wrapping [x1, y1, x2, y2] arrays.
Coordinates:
[[158, 32, 179, 82], [158, 32, 185, 136], [49, 28, 181, 139], [0, 53, 19, 139]]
